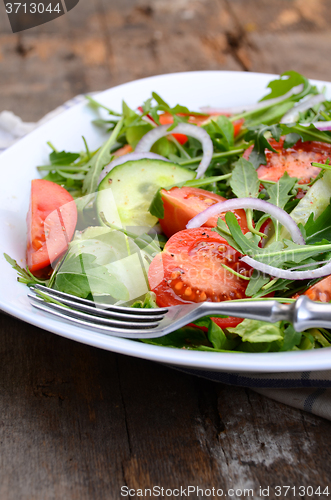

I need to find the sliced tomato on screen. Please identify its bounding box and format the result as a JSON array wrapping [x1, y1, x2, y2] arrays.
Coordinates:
[[298, 275, 331, 302], [148, 228, 251, 329], [159, 186, 250, 238], [27, 179, 77, 274], [159, 112, 188, 145], [158, 112, 244, 146], [244, 138, 331, 184], [233, 118, 245, 137], [114, 144, 133, 157]]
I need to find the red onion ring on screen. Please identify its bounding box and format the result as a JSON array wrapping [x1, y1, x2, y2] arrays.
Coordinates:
[[280, 94, 326, 124], [98, 152, 169, 183], [135, 123, 213, 178], [200, 84, 304, 116], [241, 255, 331, 281], [300, 121, 331, 132], [186, 197, 305, 245]]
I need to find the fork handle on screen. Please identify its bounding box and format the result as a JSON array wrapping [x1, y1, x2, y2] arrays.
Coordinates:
[[199, 299, 294, 325], [198, 296, 331, 332], [293, 296, 331, 331]]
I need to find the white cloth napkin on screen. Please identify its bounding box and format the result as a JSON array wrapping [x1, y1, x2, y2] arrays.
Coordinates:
[[2, 96, 331, 421]]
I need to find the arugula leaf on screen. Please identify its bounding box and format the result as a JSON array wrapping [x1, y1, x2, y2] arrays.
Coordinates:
[[141, 326, 211, 349], [54, 253, 129, 300], [245, 124, 281, 168], [264, 172, 296, 209], [206, 319, 240, 350], [224, 212, 259, 255], [280, 123, 331, 145], [245, 270, 269, 296], [151, 92, 203, 118], [252, 278, 293, 298], [149, 189, 164, 219], [82, 118, 124, 195], [219, 212, 331, 270], [49, 151, 80, 165], [246, 101, 295, 128], [305, 203, 331, 244], [280, 324, 302, 351], [213, 218, 243, 253], [86, 95, 122, 116], [230, 158, 259, 198], [259, 70, 310, 102], [283, 133, 301, 149], [263, 172, 297, 240], [3, 253, 47, 286], [203, 115, 234, 151]]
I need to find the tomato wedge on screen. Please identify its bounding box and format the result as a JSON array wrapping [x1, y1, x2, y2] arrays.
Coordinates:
[[27, 179, 77, 274], [244, 138, 331, 184], [158, 112, 244, 146], [296, 275, 331, 302], [159, 112, 189, 145], [148, 228, 251, 329], [114, 144, 132, 157], [159, 186, 250, 238]]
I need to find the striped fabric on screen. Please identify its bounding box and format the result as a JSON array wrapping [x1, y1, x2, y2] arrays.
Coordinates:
[[178, 367, 331, 420], [2, 96, 331, 421]]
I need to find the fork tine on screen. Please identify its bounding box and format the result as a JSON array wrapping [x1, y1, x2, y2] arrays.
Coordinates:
[[28, 291, 165, 323], [30, 300, 171, 339], [33, 284, 168, 316], [29, 294, 163, 329]]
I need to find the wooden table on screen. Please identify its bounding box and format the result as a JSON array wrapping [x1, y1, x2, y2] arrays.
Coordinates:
[[1, 1, 331, 497]]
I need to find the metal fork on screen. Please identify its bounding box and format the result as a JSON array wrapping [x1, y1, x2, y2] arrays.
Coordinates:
[[28, 284, 331, 339]]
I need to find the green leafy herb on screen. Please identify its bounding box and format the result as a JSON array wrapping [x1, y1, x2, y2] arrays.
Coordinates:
[[280, 324, 303, 351], [280, 123, 331, 145], [82, 118, 124, 195], [245, 124, 281, 168], [230, 158, 259, 198], [3, 253, 47, 286], [262, 172, 297, 240], [227, 319, 284, 343], [259, 70, 310, 102], [54, 253, 129, 300], [132, 292, 158, 309], [141, 326, 211, 349], [202, 115, 234, 151], [305, 203, 331, 244], [245, 270, 269, 297], [49, 150, 80, 165]]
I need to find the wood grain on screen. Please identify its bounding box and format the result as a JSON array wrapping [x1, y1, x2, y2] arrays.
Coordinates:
[[0, 315, 330, 499], [1, 0, 331, 497]]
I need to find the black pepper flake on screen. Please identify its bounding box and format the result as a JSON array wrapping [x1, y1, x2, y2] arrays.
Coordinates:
[[171, 254, 174, 257]]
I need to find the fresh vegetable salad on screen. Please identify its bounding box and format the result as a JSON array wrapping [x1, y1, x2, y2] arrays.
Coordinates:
[[7, 70, 331, 353]]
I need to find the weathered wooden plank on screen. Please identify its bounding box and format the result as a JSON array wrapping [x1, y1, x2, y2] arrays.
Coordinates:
[[0, 314, 330, 500], [1, 0, 331, 497], [225, 0, 331, 80]]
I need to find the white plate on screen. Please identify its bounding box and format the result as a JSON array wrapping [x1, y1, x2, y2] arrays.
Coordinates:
[[1, 70, 331, 373]]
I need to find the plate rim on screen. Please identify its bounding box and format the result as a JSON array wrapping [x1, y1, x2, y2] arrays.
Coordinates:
[[2, 69, 331, 374]]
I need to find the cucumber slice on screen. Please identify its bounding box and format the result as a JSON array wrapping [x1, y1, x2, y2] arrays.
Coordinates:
[[96, 159, 195, 233]]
